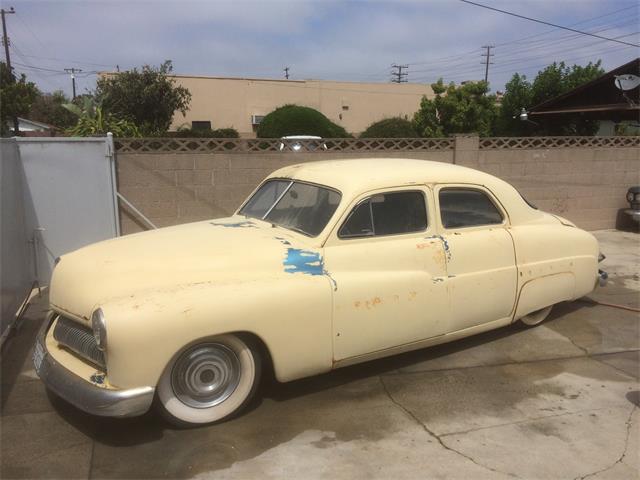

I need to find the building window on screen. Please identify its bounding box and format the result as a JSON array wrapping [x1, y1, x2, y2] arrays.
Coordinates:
[[191, 121, 211, 131]]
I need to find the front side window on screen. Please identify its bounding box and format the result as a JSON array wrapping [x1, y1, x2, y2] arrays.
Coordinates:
[[339, 191, 427, 238], [239, 179, 341, 236], [439, 188, 503, 229]]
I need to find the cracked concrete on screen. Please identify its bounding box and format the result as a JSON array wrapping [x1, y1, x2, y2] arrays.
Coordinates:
[[1, 229, 638, 479]]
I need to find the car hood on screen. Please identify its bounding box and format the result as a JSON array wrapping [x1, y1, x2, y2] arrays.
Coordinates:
[[49, 217, 323, 320]]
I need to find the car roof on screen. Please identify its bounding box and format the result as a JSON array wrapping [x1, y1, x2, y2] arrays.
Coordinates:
[[269, 158, 544, 225], [280, 135, 323, 140]]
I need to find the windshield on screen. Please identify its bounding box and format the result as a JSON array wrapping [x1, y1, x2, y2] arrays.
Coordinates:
[[239, 179, 341, 236]]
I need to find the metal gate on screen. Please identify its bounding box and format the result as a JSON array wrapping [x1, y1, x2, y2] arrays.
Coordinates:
[[15, 135, 120, 286]]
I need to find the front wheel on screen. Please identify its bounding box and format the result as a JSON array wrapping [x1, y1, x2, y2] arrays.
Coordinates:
[[519, 305, 553, 327], [157, 334, 261, 427]]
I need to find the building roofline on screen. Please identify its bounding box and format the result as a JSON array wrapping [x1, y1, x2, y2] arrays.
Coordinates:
[[97, 71, 430, 88], [529, 57, 640, 113], [18, 117, 57, 129]]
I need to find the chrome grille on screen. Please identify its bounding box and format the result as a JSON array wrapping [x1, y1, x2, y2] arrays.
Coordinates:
[[53, 315, 105, 369]]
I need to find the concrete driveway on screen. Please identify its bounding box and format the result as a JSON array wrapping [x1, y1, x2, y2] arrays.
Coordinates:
[[1, 230, 638, 480]]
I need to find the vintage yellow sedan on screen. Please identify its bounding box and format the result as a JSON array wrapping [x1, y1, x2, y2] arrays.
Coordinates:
[[34, 159, 607, 426]]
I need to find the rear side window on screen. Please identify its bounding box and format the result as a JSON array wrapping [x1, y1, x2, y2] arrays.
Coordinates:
[[439, 188, 503, 229], [339, 191, 427, 238]]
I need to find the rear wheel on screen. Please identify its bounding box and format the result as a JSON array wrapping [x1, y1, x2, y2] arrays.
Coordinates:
[[157, 334, 261, 427], [519, 305, 553, 327]]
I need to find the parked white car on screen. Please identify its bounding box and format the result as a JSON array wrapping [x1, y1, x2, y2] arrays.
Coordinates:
[[278, 135, 327, 152]]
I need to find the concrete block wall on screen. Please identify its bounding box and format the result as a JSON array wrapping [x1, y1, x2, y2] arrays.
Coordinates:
[[116, 151, 454, 233], [116, 139, 639, 234]]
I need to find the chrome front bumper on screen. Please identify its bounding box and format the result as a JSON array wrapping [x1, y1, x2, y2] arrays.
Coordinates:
[[33, 316, 155, 418]]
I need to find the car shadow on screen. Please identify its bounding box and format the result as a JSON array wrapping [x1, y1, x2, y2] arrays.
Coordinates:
[[48, 300, 596, 449], [51, 314, 539, 446]]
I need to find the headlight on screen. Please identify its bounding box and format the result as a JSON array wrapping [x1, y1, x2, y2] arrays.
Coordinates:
[[627, 192, 635, 202], [91, 308, 107, 352]]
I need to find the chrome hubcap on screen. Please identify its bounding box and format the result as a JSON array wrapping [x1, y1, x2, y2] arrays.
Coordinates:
[[171, 343, 241, 408]]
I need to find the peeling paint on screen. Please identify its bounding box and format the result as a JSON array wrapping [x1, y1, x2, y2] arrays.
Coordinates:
[[325, 271, 338, 291], [274, 237, 292, 246], [90, 372, 105, 385], [283, 248, 324, 276], [210, 220, 257, 228], [425, 234, 452, 261]]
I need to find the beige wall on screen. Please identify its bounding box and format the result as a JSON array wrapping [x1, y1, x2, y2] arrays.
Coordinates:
[[166, 75, 433, 137], [116, 137, 639, 235]]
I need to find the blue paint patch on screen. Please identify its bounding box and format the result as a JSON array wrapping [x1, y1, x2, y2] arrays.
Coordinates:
[[283, 248, 324, 276], [90, 372, 105, 385], [210, 220, 256, 228]]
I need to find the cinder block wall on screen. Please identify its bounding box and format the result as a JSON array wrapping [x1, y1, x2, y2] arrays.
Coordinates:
[[116, 151, 454, 233], [116, 139, 639, 234]]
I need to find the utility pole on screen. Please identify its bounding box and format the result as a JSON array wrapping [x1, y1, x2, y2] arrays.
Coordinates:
[[1, 6, 18, 134], [283, 66, 290, 80], [64, 67, 82, 99], [481, 45, 494, 85], [390, 64, 408, 83]]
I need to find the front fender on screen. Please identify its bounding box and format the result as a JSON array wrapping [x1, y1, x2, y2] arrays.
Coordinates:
[[101, 276, 333, 389]]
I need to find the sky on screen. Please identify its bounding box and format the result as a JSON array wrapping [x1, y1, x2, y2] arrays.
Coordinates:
[[5, 0, 640, 98]]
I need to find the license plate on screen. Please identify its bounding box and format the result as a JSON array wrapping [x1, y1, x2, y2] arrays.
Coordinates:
[[33, 341, 45, 374]]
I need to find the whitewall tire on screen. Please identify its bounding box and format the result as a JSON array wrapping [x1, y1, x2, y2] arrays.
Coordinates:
[[519, 305, 553, 327], [157, 334, 261, 426]]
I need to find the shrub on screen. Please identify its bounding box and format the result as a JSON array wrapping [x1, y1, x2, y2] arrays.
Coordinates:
[[172, 127, 239, 138], [63, 97, 141, 137], [360, 117, 418, 138], [257, 104, 349, 138]]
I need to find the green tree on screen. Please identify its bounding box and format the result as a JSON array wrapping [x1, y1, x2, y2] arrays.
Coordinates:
[[413, 79, 497, 137], [63, 97, 141, 137], [95, 60, 191, 135], [257, 104, 349, 138], [360, 117, 418, 138], [498, 61, 604, 136], [496, 73, 533, 137], [0, 62, 39, 135], [28, 90, 77, 129]]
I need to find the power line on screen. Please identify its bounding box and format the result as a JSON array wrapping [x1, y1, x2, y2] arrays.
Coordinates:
[[14, 11, 47, 53], [390, 64, 408, 83], [493, 4, 638, 48], [1, 5, 19, 133], [406, 14, 638, 78], [408, 22, 638, 84], [64, 67, 82, 99], [459, 0, 640, 47], [400, 5, 637, 72], [13, 52, 118, 69], [481, 45, 494, 84]]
